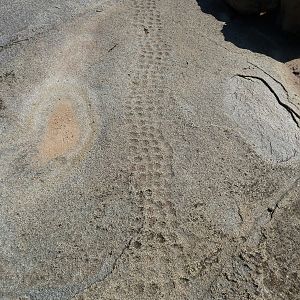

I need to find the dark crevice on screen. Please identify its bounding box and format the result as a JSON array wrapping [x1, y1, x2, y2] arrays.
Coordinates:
[[108, 43, 118, 52], [248, 62, 289, 96], [267, 176, 300, 222], [235, 74, 300, 127], [0, 38, 30, 51]]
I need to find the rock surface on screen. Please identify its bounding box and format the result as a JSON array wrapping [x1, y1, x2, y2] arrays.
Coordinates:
[[0, 0, 299, 299]]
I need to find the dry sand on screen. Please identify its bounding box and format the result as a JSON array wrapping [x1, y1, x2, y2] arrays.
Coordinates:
[[0, 0, 299, 299]]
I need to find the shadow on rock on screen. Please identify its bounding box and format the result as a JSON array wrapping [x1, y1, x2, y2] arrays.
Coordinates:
[[196, 0, 300, 62]]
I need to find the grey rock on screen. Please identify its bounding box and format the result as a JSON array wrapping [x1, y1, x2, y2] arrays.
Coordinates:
[[0, 0, 300, 299], [224, 73, 300, 163]]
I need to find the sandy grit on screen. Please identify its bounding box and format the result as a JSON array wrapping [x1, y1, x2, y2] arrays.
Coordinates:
[[37, 100, 80, 163]]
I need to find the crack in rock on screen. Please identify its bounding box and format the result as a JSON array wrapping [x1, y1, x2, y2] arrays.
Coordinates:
[[224, 74, 300, 163], [236, 74, 300, 128]]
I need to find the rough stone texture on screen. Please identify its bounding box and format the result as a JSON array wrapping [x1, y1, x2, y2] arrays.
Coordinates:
[[0, 0, 299, 299], [224, 71, 300, 163]]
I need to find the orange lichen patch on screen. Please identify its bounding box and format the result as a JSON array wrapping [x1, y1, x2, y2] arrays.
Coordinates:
[[37, 101, 80, 163]]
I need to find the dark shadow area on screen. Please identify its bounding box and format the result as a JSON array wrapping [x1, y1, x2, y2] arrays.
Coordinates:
[[196, 0, 300, 62]]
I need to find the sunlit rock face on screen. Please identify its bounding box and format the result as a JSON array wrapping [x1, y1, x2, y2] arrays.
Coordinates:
[[224, 73, 300, 163]]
